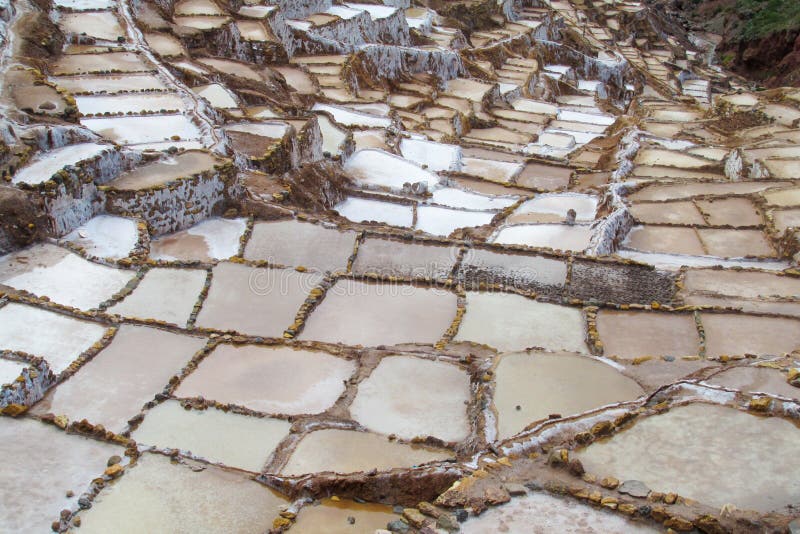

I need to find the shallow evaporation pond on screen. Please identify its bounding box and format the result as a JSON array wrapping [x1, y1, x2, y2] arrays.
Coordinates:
[[416, 205, 495, 237], [596, 310, 701, 360], [108, 267, 206, 326], [491, 224, 593, 253], [0, 418, 122, 532], [81, 114, 202, 145], [493, 351, 644, 440], [700, 313, 800, 358], [344, 149, 440, 191], [149, 217, 246, 261], [315, 113, 348, 155], [299, 279, 457, 347], [454, 292, 588, 353], [52, 74, 167, 94], [576, 403, 800, 512], [351, 237, 457, 281], [0, 243, 134, 310], [507, 193, 597, 224], [312, 103, 391, 128], [132, 400, 291, 472], [175, 344, 355, 415], [244, 219, 357, 272], [334, 197, 414, 227], [12, 142, 111, 185], [399, 137, 462, 172], [0, 302, 107, 374], [76, 453, 287, 533], [31, 325, 206, 433], [350, 355, 471, 442], [58, 11, 124, 41], [280, 428, 452, 475], [107, 150, 218, 190], [60, 215, 139, 260], [461, 491, 659, 533], [195, 262, 322, 337], [75, 93, 184, 115], [706, 366, 799, 399], [292, 499, 399, 534], [430, 188, 517, 211]]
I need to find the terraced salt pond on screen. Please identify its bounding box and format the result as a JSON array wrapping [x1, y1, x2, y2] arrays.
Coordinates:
[[350, 355, 471, 442], [280, 428, 452, 475], [11, 142, 111, 185], [492, 224, 593, 252], [31, 325, 206, 432], [707, 366, 799, 399], [300, 280, 457, 346], [132, 401, 291, 471], [493, 351, 644, 439], [0, 418, 122, 533], [61, 215, 139, 259], [149, 217, 246, 261], [454, 292, 588, 353], [108, 268, 206, 325], [175, 344, 354, 414], [244, 219, 357, 272], [0, 244, 134, 310], [0, 303, 107, 373], [292, 499, 398, 533], [195, 262, 321, 337], [461, 492, 659, 533], [75, 453, 286, 532], [576, 404, 800, 512]]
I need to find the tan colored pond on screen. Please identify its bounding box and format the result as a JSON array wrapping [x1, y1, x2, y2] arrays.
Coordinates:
[[132, 400, 291, 471], [299, 280, 457, 347], [576, 403, 800, 512], [195, 262, 322, 337], [597, 310, 700, 360], [493, 351, 644, 439], [175, 344, 355, 415], [350, 355, 471, 442], [292, 499, 398, 533], [109, 268, 206, 326], [0, 418, 121, 533], [108, 151, 217, 190], [244, 219, 357, 273], [76, 453, 286, 533], [31, 325, 206, 433], [454, 292, 588, 353], [701, 313, 800, 358], [707, 366, 799, 399], [281, 428, 452, 475]]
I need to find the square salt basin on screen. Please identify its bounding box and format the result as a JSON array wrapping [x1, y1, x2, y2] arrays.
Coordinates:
[[0, 243, 134, 310], [694, 198, 763, 227], [0, 303, 107, 374], [132, 400, 291, 472], [280, 428, 452, 476], [623, 226, 705, 256], [244, 219, 357, 273], [351, 238, 458, 282], [149, 217, 247, 261], [460, 248, 568, 291], [349, 355, 471, 442], [596, 310, 700, 360], [0, 418, 122, 533], [75, 453, 287, 533], [195, 262, 321, 337], [701, 313, 800, 358], [175, 344, 355, 415], [31, 325, 206, 433], [493, 351, 644, 440], [454, 292, 588, 353], [108, 268, 207, 326], [696, 228, 776, 258], [491, 224, 593, 253], [299, 280, 457, 347]]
